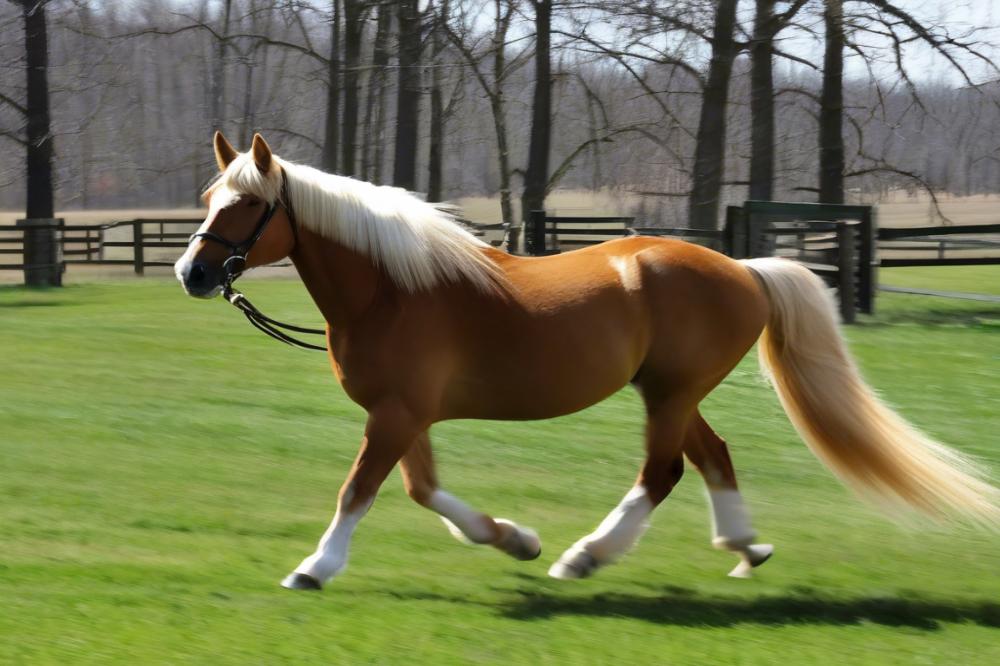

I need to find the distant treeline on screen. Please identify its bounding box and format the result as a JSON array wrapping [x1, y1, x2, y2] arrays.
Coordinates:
[[1, 1, 998, 230]]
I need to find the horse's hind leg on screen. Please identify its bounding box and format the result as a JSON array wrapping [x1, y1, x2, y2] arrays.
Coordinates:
[[399, 431, 541, 561], [548, 396, 691, 580], [684, 412, 772, 577]]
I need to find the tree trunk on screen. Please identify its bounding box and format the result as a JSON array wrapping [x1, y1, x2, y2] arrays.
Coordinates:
[[491, 95, 513, 243], [520, 1, 552, 225], [819, 0, 845, 204], [211, 0, 233, 133], [363, 2, 391, 184], [427, 75, 444, 201], [21, 0, 54, 219], [322, 0, 341, 172], [341, 0, 365, 176], [749, 0, 775, 202], [393, 0, 421, 190], [585, 90, 603, 191], [427, 1, 446, 202], [688, 0, 739, 230], [239, 2, 271, 146]]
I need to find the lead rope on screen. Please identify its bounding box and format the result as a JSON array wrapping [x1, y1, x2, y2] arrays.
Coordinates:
[[219, 178, 328, 353], [222, 285, 328, 352]]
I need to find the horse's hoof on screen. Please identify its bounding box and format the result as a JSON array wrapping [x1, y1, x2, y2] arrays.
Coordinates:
[[281, 572, 323, 590], [746, 543, 774, 567], [548, 548, 599, 580], [495, 519, 542, 561], [727, 543, 773, 579]]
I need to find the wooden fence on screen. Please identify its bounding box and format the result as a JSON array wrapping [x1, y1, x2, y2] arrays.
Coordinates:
[[0, 218, 203, 281], [7, 208, 999, 320], [727, 201, 876, 323], [528, 202, 875, 323], [877, 224, 1000, 267], [526, 210, 727, 255]]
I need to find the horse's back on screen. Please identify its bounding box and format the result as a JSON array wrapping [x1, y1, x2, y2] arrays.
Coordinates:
[[441, 237, 767, 419]]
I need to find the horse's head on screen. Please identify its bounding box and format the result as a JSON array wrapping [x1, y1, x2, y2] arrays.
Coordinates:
[[175, 132, 296, 298]]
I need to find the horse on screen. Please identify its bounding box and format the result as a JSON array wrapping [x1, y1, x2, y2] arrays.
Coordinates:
[[175, 132, 999, 590]]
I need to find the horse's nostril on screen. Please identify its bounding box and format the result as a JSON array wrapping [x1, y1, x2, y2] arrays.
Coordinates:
[[188, 263, 207, 285]]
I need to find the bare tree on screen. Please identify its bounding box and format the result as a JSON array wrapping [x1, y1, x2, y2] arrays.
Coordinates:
[[211, 0, 233, 136], [427, 0, 466, 202], [688, 0, 739, 230], [341, 0, 369, 176], [4, 0, 54, 218], [362, 1, 392, 184], [323, 0, 341, 172], [393, 0, 421, 190], [445, 0, 532, 247], [819, 0, 845, 203], [749, 0, 809, 202], [521, 0, 552, 225]]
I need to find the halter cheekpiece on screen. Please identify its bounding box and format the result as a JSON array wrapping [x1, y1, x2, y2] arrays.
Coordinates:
[[190, 176, 328, 352]]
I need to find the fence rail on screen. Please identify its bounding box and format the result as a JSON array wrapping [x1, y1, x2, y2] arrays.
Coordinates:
[[526, 203, 875, 322], [0, 218, 204, 279], [876, 223, 1000, 267], [8, 209, 1000, 316]]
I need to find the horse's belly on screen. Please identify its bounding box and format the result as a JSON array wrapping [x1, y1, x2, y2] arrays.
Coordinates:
[[445, 307, 646, 421]]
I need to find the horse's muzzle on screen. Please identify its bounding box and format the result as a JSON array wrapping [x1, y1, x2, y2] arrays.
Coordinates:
[[175, 258, 223, 298]]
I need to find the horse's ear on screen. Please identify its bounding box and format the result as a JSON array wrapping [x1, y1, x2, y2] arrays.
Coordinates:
[[251, 133, 272, 173], [214, 131, 238, 172]]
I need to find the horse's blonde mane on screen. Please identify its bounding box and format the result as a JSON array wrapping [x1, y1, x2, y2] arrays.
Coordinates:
[[209, 153, 506, 294]]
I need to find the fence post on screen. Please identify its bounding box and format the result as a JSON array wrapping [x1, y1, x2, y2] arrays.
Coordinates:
[[528, 210, 546, 256], [132, 220, 144, 275], [746, 208, 762, 257], [16, 218, 63, 287], [837, 223, 857, 324], [724, 206, 740, 257], [858, 207, 875, 314]]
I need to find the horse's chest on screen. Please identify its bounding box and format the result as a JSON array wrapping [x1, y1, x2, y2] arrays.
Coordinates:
[[327, 329, 427, 409]]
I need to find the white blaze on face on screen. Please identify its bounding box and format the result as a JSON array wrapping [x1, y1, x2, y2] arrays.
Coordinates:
[[174, 185, 241, 280]]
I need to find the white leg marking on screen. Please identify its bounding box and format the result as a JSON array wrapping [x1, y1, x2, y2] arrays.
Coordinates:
[[429, 490, 496, 544], [549, 485, 653, 579], [707, 488, 773, 577], [292, 488, 374, 583], [707, 488, 756, 548]]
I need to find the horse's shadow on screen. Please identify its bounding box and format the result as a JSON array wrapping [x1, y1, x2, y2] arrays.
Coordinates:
[[384, 576, 1000, 631], [492, 579, 1000, 630]]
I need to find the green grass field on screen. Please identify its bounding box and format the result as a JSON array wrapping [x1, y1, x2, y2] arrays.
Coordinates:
[[1, 267, 999, 664]]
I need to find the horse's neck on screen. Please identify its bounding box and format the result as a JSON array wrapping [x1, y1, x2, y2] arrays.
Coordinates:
[[290, 226, 386, 330]]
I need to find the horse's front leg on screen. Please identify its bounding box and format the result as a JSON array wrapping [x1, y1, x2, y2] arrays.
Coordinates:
[[282, 401, 420, 591]]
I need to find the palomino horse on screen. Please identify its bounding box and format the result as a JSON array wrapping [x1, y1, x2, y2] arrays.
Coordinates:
[[176, 133, 998, 590]]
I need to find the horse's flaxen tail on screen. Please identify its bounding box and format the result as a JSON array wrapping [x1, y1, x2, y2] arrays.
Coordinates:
[[741, 257, 1000, 524]]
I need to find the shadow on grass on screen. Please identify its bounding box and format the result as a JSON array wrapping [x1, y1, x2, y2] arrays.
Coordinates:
[[0, 284, 75, 307], [494, 584, 1000, 630], [374, 575, 1000, 630], [0, 299, 67, 308]]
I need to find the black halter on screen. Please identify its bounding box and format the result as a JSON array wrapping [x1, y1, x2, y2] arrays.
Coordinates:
[[190, 179, 327, 352]]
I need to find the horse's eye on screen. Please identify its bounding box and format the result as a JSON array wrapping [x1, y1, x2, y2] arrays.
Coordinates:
[[247, 200, 262, 207]]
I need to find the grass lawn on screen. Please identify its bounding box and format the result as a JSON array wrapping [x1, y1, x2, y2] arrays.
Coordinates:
[[1, 267, 999, 664]]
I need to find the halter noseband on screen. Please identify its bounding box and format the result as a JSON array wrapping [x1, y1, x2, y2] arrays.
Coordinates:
[[188, 177, 326, 352], [189, 178, 295, 291]]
